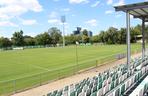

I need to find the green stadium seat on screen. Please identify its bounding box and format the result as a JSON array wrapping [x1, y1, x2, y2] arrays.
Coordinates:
[[64, 86, 69, 91], [121, 84, 125, 95], [70, 91, 76, 96], [92, 85, 97, 93], [90, 92, 97, 96], [44, 56, 148, 96], [114, 88, 120, 96], [76, 87, 82, 96], [98, 82, 102, 89], [47, 92, 52, 96], [86, 88, 91, 96], [110, 81, 114, 90]]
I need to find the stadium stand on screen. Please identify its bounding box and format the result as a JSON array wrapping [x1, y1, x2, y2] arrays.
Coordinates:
[[43, 56, 148, 96]]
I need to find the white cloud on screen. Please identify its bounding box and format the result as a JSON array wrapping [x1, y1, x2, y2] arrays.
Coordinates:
[[130, 15, 133, 19], [0, 14, 11, 20], [0, 21, 18, 27], [0, 0, 43, 20], [48, 11, 63, 25], [69, 0, 89, 4], [48, 19, 60, 24], [53, 0, 60, 2], [48, 19, 68, 25], [85, 19, 97, 27], [107, 0, 113, 5], [49, 11, 58, 18], [115, 14, 122, 18], [114, 0, 125, 6], [91, 1, 100, 7], [105, 10, 114, 14], [112, 23, 118, 28], [62, 8, 71, 12], [25, 32, 37, 37], [22, 19, 37, 25]]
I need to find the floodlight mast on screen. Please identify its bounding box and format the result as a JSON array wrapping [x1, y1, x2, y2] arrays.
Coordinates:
[[61, 16, 66, 47]]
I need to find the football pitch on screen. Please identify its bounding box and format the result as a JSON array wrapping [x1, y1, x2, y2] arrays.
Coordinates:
[[0, 43, 144, 94]]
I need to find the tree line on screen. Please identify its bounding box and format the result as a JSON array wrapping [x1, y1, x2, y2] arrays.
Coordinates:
[[0, 27, 62, 48], [97, 25, 148, 44], [0, 24, 148, 48], [65, 24, 148, 44]]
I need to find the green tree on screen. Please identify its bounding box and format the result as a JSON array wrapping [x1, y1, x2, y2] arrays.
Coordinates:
[[65, 35, 75, 44], [82, 35, 89, 43], [0, 37, 12, 48], [82, 29, 89, 43], [24, 36, 36, 46], [35, 32, 51, 45], [106, 27, 118, 44], [98, 26, 142, 44], [91, 35, 100, 43], [118, 28, 126, 44], [98, 31, 105, 43], [82, 29, 88, 36], [48, 27, 62, 46], [11, 30, 24, 46]]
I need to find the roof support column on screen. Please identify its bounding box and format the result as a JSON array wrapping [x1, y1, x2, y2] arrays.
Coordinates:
[[126, 11, 131, 69], [142, 17, 145, 65]]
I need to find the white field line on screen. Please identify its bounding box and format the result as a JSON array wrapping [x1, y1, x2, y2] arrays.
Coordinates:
[[30, 64, 51, 71], [0, 65, 51, 82]]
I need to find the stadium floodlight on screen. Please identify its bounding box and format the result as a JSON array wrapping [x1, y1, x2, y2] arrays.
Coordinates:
[[61, 16, 66, 47]]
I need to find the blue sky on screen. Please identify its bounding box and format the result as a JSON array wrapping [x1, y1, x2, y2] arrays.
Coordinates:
[[0, 0, 147, 38]]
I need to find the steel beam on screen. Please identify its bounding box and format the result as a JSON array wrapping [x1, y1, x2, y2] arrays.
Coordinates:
[[114, 2, 148, 12], [126, 11, 131, 69]]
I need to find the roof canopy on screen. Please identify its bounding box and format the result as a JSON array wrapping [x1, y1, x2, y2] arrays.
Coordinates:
[[114, 2, 148, 22]]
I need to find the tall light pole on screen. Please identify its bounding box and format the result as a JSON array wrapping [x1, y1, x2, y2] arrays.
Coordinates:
[[76, 41, 79, 72], [61, 16, 66, 47]]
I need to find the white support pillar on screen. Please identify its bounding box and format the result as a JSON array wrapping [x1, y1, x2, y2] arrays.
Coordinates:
[[142, 17, 145, 59], [126, 11, 131, 69], [142, 17, 145, 67]]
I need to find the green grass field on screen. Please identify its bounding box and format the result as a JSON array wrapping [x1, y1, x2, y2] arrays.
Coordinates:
[[0, 43, 144, 95]]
